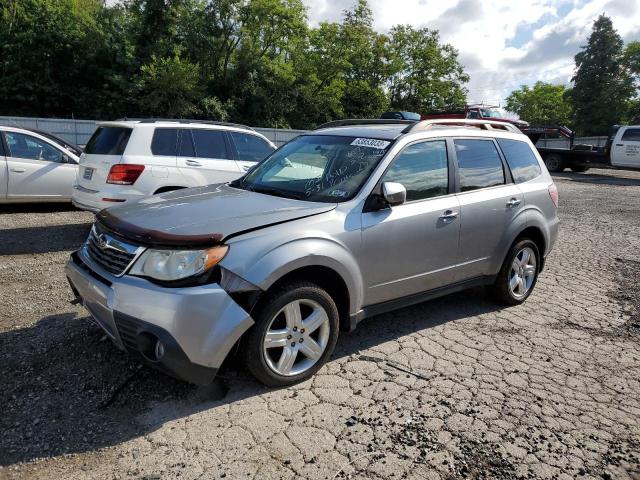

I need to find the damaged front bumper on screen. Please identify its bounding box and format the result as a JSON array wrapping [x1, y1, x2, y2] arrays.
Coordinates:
[[65, 251, 255, 385]]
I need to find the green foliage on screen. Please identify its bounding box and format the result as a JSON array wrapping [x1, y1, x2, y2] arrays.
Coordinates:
[[135, 54, 203, 117], [0, 0, 470, 127], [505, 82, 572, 125], [387, 26, 468, 113], [571, 15, 635, 135]]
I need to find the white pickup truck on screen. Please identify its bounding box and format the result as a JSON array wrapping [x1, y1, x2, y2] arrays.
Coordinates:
[[537, 125, 640, 173]]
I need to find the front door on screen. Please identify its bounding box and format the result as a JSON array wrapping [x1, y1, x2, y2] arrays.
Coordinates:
[[361, 139, 461, 305], [4, 131, 76, 200], [611, 127, 640, 168]]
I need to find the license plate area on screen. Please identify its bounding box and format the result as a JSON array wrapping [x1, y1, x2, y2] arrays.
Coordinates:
[[83, 167, 94, 180]]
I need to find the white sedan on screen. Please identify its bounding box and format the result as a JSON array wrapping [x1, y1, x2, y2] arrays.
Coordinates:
[[0, 126, 80, 204]]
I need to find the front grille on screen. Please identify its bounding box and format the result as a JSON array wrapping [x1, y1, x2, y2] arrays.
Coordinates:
[[85, 225, 140, 276]]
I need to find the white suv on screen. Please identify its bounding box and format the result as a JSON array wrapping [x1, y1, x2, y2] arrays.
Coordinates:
[[72, 119, 276, 212]]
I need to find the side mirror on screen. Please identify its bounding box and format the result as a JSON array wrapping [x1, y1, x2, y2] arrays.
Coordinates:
[[382, 182, 406, 206]]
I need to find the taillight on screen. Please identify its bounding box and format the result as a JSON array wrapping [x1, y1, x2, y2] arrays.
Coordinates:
[[548, 183, 559, 208], [107, 164, 145, 185]]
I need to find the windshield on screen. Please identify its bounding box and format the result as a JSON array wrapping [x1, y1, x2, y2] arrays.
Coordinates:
[[480, 108, 504, 118], [232, 135, 392, 202]]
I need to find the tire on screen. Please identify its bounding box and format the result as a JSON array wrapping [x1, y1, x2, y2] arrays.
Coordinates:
[[544, 154, 565, 173], [570, 165, 589, 173], [489, 239, 540, 306], [242, 281, 339, 386]]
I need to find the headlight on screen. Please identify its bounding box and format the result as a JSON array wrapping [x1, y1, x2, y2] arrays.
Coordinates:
[[129, 245, 228, 282]]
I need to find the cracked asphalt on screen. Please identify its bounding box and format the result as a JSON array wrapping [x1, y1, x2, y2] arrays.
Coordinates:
[[1, 169, 639, 480]]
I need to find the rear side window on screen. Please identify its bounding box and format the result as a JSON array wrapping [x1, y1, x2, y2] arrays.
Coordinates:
[[191, 129, 230, 159], [84, 127, 131, 155], [454, 139, 505, 192], [179, 130, 195, 156], [230, 132, 274, 162], [382, 140, 448, 201], [151, 128, 178, 156], [621, 128, 640, 141], [496, 138, 542, 183]]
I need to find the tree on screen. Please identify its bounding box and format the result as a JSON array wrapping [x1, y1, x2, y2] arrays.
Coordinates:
[[387, 26, 468, 113], [135, 54, 203, 117], [505, 82, 572, 125], [571, 15, 634, 135]]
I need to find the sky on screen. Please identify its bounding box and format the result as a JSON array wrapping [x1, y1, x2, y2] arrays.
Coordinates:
[[303, 0, 640, 108]]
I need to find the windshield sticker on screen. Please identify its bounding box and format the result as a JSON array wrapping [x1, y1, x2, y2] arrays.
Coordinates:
[[329, 189, 349, 198], [350, 138, 390, 150]]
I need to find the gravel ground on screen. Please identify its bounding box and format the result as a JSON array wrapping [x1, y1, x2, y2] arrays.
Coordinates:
[[1, 169, 639, 480]]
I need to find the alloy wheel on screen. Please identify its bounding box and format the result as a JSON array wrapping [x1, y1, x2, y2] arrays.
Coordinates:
[[262, 299, 330, 376], [509, 247, 537, 299]]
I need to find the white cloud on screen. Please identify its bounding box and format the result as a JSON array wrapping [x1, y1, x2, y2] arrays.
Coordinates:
[[303, 0, 640, 109]]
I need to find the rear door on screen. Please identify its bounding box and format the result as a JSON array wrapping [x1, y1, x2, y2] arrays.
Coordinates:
[[228, 131, 276, 173], [610, 127, 640, 168], [3, 131, 77, 200], [453, 138, 524, 280], [77, 126, 132, 192], [177, 129, 242, 186]]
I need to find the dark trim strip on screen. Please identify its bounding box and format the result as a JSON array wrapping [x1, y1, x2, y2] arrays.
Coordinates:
[[97, 209, 224, 248], [348, 275, 495, 331]]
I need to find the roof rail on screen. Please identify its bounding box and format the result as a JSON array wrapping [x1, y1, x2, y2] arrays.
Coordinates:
[[113, 118, 255, 131], [402, 119, 522, 134], [315, 119, 417, 130]]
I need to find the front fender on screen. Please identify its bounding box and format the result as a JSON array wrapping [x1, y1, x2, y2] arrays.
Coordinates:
[[227, 237, 364, 314]]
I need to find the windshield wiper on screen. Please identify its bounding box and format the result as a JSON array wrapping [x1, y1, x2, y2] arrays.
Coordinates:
[[250, 186, 305, 200]]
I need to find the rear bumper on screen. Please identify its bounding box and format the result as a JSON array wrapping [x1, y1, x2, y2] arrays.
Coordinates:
[[72, 185, 142, 213], [65, 251, 254, 385]]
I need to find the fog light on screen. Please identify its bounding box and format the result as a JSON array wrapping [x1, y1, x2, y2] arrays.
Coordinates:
[[154, 339, 165, 360]]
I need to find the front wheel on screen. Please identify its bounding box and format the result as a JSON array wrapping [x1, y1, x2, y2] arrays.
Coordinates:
[[544, 154, 565, 173], [242, 281, 339, 386], [489, 239, 540, 305]]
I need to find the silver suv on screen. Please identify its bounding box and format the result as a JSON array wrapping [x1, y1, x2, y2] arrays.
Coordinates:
[[66, 119, 559, 386]]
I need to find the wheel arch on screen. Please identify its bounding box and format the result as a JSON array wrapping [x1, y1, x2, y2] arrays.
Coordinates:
[[153, 185, 187, 195], [225, 237, 364, 325]]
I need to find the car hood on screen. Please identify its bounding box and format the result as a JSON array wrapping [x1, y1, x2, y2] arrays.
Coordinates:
[[96, 184, 337, 247]]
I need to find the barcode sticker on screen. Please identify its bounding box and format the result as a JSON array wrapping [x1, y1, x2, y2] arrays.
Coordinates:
[[350, 138, 390, 150]]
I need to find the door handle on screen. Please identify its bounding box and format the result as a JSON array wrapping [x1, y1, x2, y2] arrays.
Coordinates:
[[439, 210, 459, 222], [10, 168, 25, 173], [507, 198, 521, 208], [185, 159, 202, 167]]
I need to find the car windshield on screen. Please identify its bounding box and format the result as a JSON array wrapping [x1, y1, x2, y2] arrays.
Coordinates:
[[480, 108, 503, 118], [232, 135, 392, 202]]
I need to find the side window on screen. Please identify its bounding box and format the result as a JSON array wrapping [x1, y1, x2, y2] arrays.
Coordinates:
[[454, 139, 505, 192], [621, 128, 640, 141], [179, 129, 195, 157], [191, 129, 230, 160], [230, 132, 274, 162], [151, 128, 179, 156], [381, 140, 448, 201], [496, 138, 542, 183], [4, 132, 62, 162]]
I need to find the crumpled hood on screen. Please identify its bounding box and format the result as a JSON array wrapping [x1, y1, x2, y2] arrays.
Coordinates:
[[96, 184, 336, 247]]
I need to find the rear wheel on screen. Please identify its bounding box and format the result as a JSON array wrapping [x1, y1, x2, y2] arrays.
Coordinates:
[[489, 239, 540, 305], [242, 281, 339, 386], [544, 154, 565, 173]]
